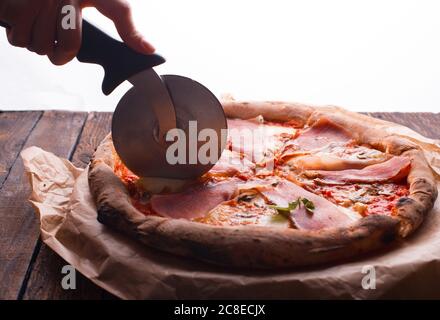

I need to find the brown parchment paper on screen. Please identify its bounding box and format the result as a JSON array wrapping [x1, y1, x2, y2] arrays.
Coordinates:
[[20, 111, 440, 299]]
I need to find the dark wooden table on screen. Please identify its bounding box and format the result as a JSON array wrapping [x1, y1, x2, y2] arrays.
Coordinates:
[[0, 110, 439, 300]]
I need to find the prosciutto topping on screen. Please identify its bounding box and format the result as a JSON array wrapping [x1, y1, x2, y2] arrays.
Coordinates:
[[283, 118, 353, 155], [288, 153, 389, 171], [285, 145, 391, 171], [150, 180, 238, 219], [227, 118, 296, 164], [208, 149, 255, 178], [306, 156, 411, 184], [258, 180, 354, 230]]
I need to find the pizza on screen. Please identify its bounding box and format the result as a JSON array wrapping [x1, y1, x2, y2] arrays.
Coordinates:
[[88, 101, 437, 268]]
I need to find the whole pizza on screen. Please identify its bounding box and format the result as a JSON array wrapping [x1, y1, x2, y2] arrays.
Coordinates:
[[88, 101, 437, 268]]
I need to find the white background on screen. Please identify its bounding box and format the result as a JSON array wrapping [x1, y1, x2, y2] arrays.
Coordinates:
[[0, 0, 439, 112]]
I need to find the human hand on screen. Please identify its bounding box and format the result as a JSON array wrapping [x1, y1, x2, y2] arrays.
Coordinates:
[[0, 0, 155, 65]]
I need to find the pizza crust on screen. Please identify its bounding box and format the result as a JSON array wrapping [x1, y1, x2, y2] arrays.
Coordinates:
[[88, 101, 437, 268]]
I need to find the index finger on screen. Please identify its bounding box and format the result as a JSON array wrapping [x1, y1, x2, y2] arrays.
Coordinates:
[[82, 0, 155, 54]]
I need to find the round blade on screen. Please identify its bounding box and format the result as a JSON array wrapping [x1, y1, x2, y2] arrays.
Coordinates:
[[112, 74, 227, 179]]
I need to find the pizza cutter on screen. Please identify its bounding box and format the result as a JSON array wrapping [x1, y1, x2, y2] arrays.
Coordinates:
[[0, 19, 227, 179], [76, 21, 228, 179]]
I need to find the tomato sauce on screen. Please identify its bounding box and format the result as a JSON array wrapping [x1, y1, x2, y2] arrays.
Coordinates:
[[114, 156, 154, 215], [308, 183, 409, 216]]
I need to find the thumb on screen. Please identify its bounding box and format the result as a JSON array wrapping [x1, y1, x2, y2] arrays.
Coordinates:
[[82, 0, 155, 54]]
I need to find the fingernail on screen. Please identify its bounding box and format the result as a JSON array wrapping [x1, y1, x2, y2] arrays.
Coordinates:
[[142, 40, 155, 54]]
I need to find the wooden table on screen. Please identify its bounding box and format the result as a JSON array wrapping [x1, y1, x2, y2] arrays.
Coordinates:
[[0, 111, 439, 300]]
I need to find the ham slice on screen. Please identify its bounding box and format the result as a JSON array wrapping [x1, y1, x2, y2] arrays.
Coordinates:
[[308, 156, 411, 184], [227, 118, 296, 163], [291, 118, 352, 151], [150, 180, 237, 219], [209, 149, 255, 177], [284, 144, 391, 170], [288, 152, 390, 171], [258, 180, 354, 230]]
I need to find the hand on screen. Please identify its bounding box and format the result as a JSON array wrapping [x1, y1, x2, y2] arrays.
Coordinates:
[[0, 0, 155, 65]]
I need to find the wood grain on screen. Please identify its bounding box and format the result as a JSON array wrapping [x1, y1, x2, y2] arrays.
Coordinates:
[[70, 112, 112, 168], [21, 243, 115, 300], [0, 112, 42, 188], [0, 111, 438, 299], [367, 112, 440, 139], [22, 112, 115, 300], [0, 111, 87, 300]]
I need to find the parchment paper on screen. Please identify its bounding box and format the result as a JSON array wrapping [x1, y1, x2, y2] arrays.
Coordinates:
[[21, 113, 440, 299]]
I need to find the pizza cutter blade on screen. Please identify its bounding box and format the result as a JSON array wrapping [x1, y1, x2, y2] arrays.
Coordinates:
[[76, 20, 227, 179]]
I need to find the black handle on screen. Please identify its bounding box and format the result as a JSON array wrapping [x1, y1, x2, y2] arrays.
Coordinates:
[[0, 19, 165, 95], [78, 20, 165, 95]]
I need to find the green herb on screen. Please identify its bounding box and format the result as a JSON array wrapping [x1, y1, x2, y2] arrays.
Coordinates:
[[269, 197, 315, 216], [301, 198, 315, 214], [269, 201, 298, 214]]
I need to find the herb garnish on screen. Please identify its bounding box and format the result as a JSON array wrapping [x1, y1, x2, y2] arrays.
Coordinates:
[[301, 198, 316, 213], [269, 197, 315, 215]]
